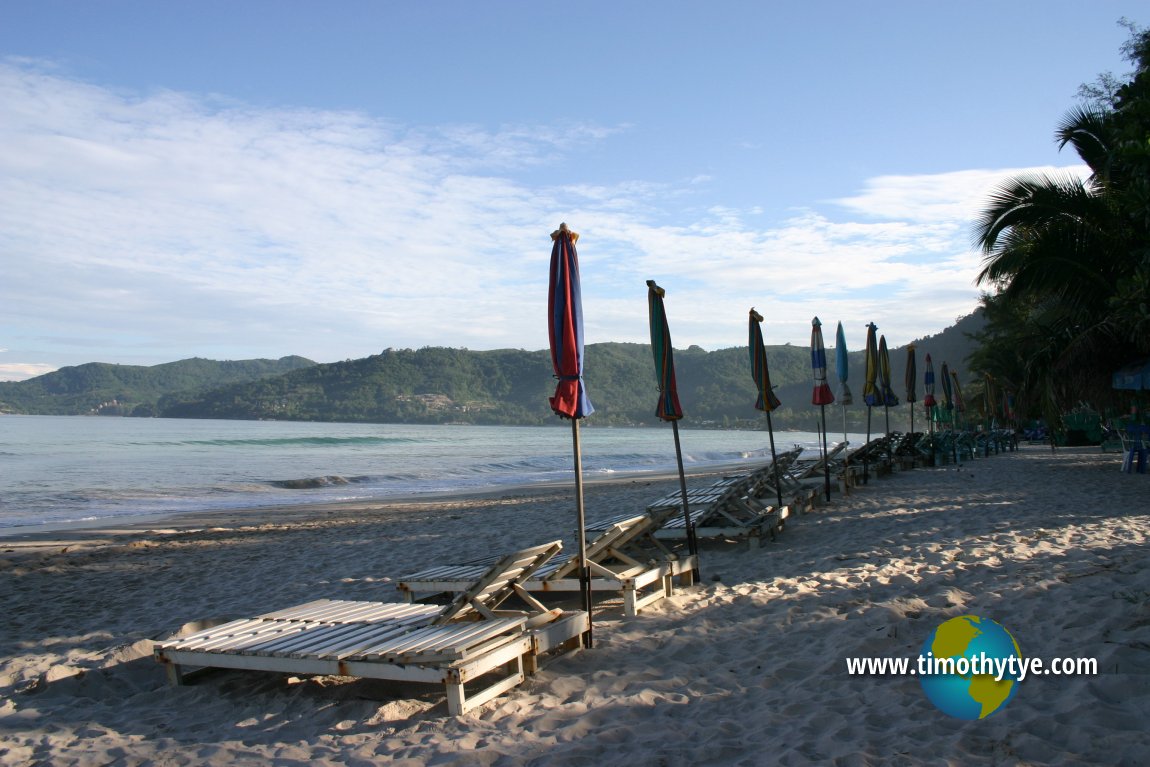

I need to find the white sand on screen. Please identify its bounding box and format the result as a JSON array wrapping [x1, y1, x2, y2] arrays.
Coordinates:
[[1, 446, 1148, 765]]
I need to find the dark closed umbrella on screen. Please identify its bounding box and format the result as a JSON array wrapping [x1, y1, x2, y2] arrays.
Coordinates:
[[811, 317, 834, 501], [878, 335, 898, 467], [862, 322, 880, 483], [940, 361, 957, 463], [905, 344, 918, 438], [547, 222, 594, 646], [923, 353, 937, 434], [749, 309, 783, 509], [647, 280, 698, 573]]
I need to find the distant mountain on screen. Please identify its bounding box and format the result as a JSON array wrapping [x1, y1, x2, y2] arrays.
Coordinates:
[[0, 356, 316, 416], [1, 312, 984, 427], [152, 311, 984, 429]]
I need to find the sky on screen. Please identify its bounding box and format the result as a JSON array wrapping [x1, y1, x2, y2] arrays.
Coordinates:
[[0, 2, 1144, 381]]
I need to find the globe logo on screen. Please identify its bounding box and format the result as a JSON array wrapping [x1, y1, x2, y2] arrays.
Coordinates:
[[918, 615, 1022, 719]]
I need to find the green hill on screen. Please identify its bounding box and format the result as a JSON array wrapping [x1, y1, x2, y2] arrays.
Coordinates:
[[1, 312, 983, 428], [0, 356, 316, 416], [155, 312, 983, 429]]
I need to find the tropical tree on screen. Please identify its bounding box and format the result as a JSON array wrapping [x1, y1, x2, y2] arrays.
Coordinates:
[[970, 22, 1150, 426]]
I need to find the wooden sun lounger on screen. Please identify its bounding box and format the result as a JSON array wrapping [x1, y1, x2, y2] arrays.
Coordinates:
[[153, 541, 589, 716], [609, 472, 791, 550], [744, 447, 819, 512], [791, 441, 848, 480], [398, 515, 698, 617]]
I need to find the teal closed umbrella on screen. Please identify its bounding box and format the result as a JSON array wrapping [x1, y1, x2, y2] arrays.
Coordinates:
[[647, 280, 698, 572]]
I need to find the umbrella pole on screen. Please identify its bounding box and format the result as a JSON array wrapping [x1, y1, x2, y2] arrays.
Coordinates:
[[864, 406, 872, 484], [885, 405, 892, 468], [820, 404, 831, 502], [671, 419, 700, 580], [766, 412, 783, 509], [842, 405, 850, 480], [570, 418, 593, 648]]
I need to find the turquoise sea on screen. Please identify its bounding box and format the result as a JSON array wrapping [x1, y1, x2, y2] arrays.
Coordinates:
[[0, 415, 862, 533]]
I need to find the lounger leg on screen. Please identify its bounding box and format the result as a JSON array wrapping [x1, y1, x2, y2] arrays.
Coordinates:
[[161, 658, 185, 686], [623, 587, 638, 618], [445, 680, 467, 716]]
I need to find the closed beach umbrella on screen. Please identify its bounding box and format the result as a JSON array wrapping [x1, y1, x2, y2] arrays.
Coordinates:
[[940, 361, 953, 424], [984, 373, 997, 430], [547, 222, 594, 646], [878, 335, 898, 466], [950, 369, 966, 423], [863, 323, 880, 408], [749, 309, 783, 509], [862, 322, 880, 483], [835, 321, 852, 446], [905, 344, 917, 438], [940, 361, 957, 463], [923, 353, 937, 434], [810, 317, 834, 501], [647, 280, 698, 571]]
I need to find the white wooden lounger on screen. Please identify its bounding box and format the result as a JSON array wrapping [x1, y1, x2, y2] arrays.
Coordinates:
[[153, 541, 589, 716], [398, 515, 698, 617]]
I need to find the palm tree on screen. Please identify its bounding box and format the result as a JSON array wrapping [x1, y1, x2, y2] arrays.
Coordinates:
[[970, 24, 1150, 425]]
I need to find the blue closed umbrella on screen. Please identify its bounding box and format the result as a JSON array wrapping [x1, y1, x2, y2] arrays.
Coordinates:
[[835, 320, 853, 474]]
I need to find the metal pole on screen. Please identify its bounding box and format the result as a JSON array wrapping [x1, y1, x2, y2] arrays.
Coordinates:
[[671, 420, 700, 580], [820, 405, 831, 502], [571, 418, 592, 648], [766, 412, 783, 509]]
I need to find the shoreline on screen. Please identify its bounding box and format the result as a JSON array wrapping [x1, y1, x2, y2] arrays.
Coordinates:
[[3, 445, 1148, 765], [0, 462, 739, 554]]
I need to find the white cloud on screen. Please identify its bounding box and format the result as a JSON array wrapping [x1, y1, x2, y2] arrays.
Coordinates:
[[0, 363, 58, 382], [0, 61, 1088, 375]]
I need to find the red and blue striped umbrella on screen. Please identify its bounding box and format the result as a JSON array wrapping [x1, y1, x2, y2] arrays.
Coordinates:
[[546, 222, 593, 646], [811, 317, 835, 406], [810, 317, 834, 501], [749, 308, 783, 508], [548, 224, 594, 420], [647, 280, 698, 570]]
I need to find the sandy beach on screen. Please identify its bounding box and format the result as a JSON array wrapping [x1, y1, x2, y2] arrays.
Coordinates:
[[2, 445, 1148, 765]]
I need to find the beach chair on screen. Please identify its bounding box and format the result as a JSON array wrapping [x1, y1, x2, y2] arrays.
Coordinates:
[[397, 514, 698, 617], [757, 446, 825, 510], [153, 541, 588, 716], [613, 473, 790, 550], [791, 441, 848, 481], [841, 436, 893, 485]]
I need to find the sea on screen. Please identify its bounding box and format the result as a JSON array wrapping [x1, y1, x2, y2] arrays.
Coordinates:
[[0, 415, 864, 534]]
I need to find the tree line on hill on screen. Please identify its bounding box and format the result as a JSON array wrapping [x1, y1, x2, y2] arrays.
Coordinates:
[[0, 313, 986, 432]]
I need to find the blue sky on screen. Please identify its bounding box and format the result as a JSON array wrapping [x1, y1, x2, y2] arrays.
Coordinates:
[[0, 2, 1143, 381]]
